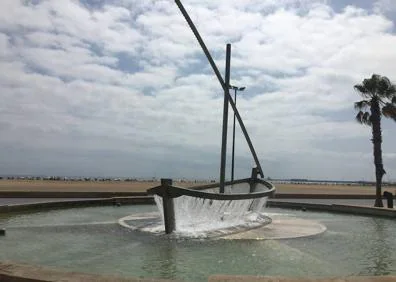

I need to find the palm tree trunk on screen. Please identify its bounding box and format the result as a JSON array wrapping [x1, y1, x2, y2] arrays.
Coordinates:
[[371, 98, 384, 208]]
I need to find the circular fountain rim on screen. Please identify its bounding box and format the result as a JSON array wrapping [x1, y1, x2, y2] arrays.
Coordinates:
[[1, 197, 395, 219]]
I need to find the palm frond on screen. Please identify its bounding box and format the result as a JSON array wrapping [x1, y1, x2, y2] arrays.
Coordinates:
[[382, 103, 396, 122], [377, 76, 392, 97], [362, 112, 372, 125], [354, 100, 370, 110], [362, 74, 381, 95], [355, 111, 371, 125], [355, 111, 363, 124], [385, 84, 396, 99], [354, 84, 371, 98], [354, 74, 396, 101]]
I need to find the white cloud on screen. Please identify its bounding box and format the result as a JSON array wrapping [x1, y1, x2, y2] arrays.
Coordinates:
[[374, 0, 396, 14], [0, 0, 395, 180]]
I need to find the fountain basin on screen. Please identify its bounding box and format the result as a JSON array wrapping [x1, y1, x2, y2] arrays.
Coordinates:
[[118, 212, 325, 239], [1, 204, 396, 281]]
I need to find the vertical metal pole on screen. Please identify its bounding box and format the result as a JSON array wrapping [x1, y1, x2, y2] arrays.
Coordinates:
[[161, 178, 175, 234], [231, 88, 237, 182], [249, 167, 258, 193], [220, 44, 231, 193]]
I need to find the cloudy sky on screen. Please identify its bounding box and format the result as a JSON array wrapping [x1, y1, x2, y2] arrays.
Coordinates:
[[1, 0, 396, 181]]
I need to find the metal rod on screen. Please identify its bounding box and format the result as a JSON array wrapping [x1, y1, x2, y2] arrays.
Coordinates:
[[174, 0, 264, 178], [220, 44, 231, 193], [249, 167, 258, 193], [175, 0, 225, 89], [231, 88, 237, 182]]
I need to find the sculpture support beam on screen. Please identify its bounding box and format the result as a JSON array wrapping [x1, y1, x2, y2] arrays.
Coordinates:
[[220, 44, 231, 193], [161, 178, 175, 234], [174, 0, 264, 178]]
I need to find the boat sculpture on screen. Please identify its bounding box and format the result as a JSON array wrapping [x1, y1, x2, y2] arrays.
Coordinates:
[[147, 0, 276, 235], [148, 174, 275, 235]]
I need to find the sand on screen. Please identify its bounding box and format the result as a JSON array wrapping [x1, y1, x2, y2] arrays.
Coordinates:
[[0, 179, 395, 195]]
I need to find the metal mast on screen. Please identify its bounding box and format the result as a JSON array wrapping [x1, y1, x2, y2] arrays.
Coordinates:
[[175, 0, 264, 188]]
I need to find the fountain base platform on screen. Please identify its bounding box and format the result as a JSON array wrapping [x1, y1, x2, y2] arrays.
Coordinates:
[[118, 212, 326, 240]]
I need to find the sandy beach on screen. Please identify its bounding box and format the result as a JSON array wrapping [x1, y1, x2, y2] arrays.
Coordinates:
[[0, 179, 395, 195]]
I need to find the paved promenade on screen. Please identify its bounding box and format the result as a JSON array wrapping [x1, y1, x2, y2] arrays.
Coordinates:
[[0, 197, 384, 207]]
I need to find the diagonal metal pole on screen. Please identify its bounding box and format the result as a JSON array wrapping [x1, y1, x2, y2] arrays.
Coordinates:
[[175, 0, 264, 178]]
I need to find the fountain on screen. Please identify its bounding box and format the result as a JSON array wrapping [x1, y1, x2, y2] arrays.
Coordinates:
[[144, 175, 275, 236], [1, 1, 395, 281], [138, 0, 278, 237], [117, 176, 275, 238]]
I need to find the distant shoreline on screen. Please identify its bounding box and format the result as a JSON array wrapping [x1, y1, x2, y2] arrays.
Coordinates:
[[0, 179, 395, 195], [1, 176, 394, 186]]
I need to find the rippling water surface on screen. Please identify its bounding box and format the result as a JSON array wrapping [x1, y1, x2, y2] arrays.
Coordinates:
[[0, 205, 395, 281]]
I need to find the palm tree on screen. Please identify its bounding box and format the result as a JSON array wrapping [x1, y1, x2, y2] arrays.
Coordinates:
[[354, 74, 396, 207]]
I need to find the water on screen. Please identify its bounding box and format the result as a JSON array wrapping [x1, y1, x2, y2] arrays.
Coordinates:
[[0, 205, 396, 281], [154, 194, 268, 236], [153, 182, 269, 236]]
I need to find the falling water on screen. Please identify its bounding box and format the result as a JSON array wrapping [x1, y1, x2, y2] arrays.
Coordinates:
[[153, 182, 270, 237]]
